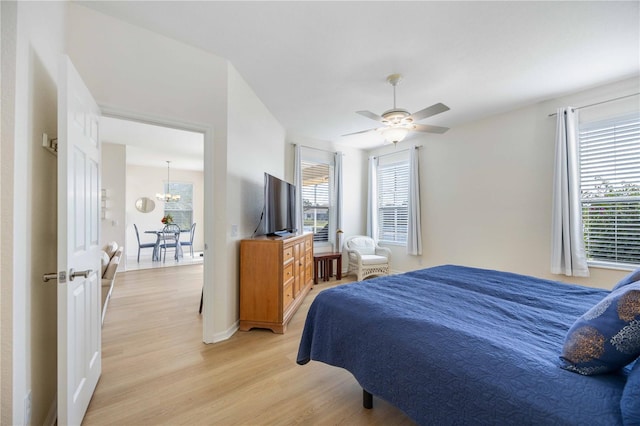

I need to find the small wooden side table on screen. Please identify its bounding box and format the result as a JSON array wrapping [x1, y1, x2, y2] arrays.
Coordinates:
[[313, 253, 342, 284]]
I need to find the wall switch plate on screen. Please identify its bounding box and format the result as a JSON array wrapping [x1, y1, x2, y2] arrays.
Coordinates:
[[231, 224, 238, 237]]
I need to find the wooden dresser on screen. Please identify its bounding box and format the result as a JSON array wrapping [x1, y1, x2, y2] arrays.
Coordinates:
[[239, 233, 313, 333]]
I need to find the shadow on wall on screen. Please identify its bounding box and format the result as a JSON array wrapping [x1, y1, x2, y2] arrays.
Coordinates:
[[236, 174, 264, 238]]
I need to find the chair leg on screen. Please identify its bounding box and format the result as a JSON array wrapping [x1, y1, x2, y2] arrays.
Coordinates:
[[137, 248, 140, 263], [199, 289, 203, 314]]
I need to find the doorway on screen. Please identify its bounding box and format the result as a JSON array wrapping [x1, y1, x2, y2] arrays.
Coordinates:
[[99, 116, 205, 271]]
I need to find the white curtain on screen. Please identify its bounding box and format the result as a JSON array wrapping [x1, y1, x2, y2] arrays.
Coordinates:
[[367, 156, 378, 240], [332, 152, 344, 251], [293, 145, 304, 234], [407, 147, 422, 255], [551, 107, 589, 277]]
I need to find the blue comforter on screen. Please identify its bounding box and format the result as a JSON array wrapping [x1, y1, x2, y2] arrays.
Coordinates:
[[297, 265, 629, 425]]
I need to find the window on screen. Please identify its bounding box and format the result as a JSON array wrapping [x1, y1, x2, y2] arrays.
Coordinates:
[[301, 160, 331, 242], [377, 160, 409, 244], [580, 114, 640, 267], [163, 182, 194, 230]]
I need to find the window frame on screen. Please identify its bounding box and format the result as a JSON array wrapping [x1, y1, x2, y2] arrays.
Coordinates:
[[376, 158, 409, 245], [300, 157, 333, 245], [163, 181, 194, 231], [579, 113, 640, 269]]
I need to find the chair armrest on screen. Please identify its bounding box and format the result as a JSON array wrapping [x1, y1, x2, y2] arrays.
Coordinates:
[[346, 249, 363, 263], [375, 246, 392, 260]]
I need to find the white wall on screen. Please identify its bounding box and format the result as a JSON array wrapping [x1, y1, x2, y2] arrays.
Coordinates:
[[66, 3, 230, 342], [226, 64, 286, 331], [370, 76, 639, 290], [1, 1, 66, 424], [101, 143, 126, 268], [66, 3, 287, 342], [125, 164, 204, 265]]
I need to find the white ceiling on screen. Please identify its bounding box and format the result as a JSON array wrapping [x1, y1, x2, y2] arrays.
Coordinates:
[[84, 1, 640, 151], [101, 117, 204, 171]]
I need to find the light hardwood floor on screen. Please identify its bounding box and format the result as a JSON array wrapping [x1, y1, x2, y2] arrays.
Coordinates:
[[84, 265, 414, 425]]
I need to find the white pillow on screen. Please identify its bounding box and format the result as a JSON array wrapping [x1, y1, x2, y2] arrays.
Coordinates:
[[350, 237, 375, 255], [101, 251, 110, 277], [104, 241, 118, 258]]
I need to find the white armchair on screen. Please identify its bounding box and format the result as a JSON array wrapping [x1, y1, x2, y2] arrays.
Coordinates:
[[343, 235, 391, 281]]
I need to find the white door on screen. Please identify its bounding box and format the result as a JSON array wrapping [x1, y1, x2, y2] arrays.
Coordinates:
[[57, 55, 102, 426]]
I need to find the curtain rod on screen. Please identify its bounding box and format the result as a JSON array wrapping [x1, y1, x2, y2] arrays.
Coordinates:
[[371, 145, 421, 160], [292, 143, 339, 155], [548, 92, 640, 117]]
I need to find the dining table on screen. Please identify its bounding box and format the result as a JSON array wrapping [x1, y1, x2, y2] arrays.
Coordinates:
[[145, 228, 188, 261]]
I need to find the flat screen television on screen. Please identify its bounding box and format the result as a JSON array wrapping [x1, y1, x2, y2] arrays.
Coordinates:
[[263, 172, 297, 236]]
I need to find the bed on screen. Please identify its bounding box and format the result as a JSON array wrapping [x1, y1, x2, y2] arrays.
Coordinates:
[[297, 265, 639, 425]]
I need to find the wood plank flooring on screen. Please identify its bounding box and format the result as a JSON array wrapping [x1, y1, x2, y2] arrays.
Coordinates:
[[83, 265, 414, 425]]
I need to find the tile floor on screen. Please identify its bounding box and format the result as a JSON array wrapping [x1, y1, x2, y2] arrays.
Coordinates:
[[124, 250, 204, 271]]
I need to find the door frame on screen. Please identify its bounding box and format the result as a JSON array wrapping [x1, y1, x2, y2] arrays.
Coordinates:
[[100, 106, 215, 343]]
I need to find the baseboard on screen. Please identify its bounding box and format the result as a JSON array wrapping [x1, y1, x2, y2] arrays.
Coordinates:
[[209, 320, 239, 343]]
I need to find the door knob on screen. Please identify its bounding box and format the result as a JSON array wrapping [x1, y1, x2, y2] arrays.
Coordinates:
[[42, 272, 58, 282], [69, 269, 93, 281]]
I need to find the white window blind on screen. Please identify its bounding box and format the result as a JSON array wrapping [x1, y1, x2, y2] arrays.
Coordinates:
[[301, 160, 330, 242], [580, 114, 640, 266], [377, 161, 409, 244]]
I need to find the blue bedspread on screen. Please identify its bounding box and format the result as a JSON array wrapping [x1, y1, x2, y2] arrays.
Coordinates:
[[297, 265, 629, 425]]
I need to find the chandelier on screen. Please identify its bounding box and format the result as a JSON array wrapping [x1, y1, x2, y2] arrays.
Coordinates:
[[156, 161, 181, 202]]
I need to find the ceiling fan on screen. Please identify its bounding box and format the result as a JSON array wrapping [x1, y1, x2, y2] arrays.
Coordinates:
[[343, 74, 450, 143]]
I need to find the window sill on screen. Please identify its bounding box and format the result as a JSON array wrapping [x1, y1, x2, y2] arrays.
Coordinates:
[[587, 261, 638, 272], [378, 241, 405, 247]]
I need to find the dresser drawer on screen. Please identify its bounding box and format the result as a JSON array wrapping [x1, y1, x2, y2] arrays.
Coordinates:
[[283, 263, 294, 283], [283, 245, 294, 263], [283, 282, 294, 311]]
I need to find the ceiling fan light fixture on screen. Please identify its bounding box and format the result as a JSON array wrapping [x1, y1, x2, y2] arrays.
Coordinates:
[[342, 74, 450, 140], [381, 126, 409, 144]]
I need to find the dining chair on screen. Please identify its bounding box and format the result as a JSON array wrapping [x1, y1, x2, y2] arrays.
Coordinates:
[[134, 223, 156, 262], [159, 224, 181, 262], [180, 223, 196, 257]]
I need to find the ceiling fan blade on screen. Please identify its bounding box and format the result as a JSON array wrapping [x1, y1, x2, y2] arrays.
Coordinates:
[[342, 128, 378, 137], [412, 123, 450, 134], [356, 110, 385, 123], [409, 103, 450, 122]]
